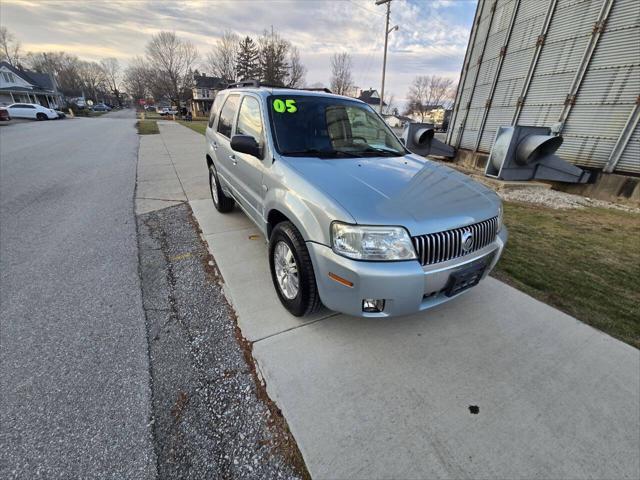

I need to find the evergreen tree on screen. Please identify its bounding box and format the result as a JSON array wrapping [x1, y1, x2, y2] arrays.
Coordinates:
[[258, 30, 289, 86], [236, 36, 259, 81]]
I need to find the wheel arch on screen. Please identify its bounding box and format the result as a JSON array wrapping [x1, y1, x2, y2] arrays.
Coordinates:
[[266, 209, 292, 239], [264, 195, 327, 246]]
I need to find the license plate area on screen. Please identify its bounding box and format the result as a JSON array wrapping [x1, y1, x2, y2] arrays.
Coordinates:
[[444, 260, 487, 297]]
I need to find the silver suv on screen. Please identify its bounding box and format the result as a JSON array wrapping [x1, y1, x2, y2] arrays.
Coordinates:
[[205, 83, 507, 317]]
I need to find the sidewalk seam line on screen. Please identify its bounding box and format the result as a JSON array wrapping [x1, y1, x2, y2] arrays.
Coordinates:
[[252, 312, 341, 343]]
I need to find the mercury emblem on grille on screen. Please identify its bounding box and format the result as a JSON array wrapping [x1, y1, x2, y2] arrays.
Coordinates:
[[461, 231, 474, 253]]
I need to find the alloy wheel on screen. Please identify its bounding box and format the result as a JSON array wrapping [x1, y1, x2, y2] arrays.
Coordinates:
[[209, 167, 219, 205], [273, 241, 299, 300]]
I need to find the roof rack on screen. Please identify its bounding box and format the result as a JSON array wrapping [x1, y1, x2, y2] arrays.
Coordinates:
[[225, 79, 332, 94], [226, 80, 261, 89]]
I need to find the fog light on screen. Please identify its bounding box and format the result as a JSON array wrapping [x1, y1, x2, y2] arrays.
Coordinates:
[[362, 299, 385, 313]]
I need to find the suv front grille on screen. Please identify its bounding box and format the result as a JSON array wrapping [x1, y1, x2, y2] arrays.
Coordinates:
[[412, 217, 499, 266]]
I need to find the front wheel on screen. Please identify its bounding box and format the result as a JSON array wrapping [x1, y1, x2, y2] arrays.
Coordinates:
[[269, 222, 322, 316], [208, 164, 235, 213], [36, 113, 47, 121]]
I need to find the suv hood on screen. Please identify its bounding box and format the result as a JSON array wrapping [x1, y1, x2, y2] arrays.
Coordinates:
[[283, 154, 500, 235]]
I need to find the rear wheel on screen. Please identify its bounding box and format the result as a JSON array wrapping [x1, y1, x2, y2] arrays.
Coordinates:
[[36, 113, 47, 121], [208, 163, 235, 213], [269, 221, 322, 316]]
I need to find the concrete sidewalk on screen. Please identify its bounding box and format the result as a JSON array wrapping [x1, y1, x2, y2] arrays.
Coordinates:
[[139, 122, 640, 480]]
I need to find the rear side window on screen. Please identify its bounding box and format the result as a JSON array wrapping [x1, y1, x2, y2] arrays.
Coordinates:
[[216, 95, 240, 138], [208, 95, 224, 128], [236, 96, 263, 142]]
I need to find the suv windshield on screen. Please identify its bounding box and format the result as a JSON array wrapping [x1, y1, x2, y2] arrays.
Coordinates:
[[268, 95, 406, 158]]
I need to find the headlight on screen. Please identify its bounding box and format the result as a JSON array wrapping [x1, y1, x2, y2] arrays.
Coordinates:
[[497, 204, 503, 232], [331, 222, 417, 261]]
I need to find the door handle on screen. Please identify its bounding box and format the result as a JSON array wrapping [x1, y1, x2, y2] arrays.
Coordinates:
[[229, 155, 237, 165], [212, 142, 218, 150]]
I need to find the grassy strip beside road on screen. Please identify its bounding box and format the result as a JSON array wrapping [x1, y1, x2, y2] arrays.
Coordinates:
[[138, 111, 163, 120], [494, 202, 640, 348], [178, 120, 207, 135], [174, 121, 640, 348], [136, 120, 159, 135]]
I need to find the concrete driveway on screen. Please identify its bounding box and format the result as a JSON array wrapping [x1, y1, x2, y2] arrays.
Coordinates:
[[141, 122, 640, 479]]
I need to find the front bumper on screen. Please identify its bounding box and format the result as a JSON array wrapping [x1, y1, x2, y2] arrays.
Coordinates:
[[307, 228, 508, 317]]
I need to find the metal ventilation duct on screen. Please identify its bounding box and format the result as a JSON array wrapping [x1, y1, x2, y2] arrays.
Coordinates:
[[486, 125, 591, 183], [401, 123, 456, 158]]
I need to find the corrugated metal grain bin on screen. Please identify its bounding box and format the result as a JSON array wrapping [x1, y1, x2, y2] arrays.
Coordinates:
[[447, 0, 640, 175]]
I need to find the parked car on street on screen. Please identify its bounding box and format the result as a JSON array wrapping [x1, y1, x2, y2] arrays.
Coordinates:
[[91, 104, 111, 112], [5, 103, 58, 120], [0, 107, 10, 121], [204, 82, 507, 317], [71, 97, 86, 109], [158, 106, 178, 116]]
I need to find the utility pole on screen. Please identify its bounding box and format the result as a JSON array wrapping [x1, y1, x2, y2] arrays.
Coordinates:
[[376, 0, 398, 114]]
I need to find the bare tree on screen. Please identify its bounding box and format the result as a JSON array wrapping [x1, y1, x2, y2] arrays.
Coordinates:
[[27, 52, 84, 96], [206, 30, 239, 82], [145, 31, 198, 107], [0, 27, 22, 67], [405, 75, 454, 121], [382, 93, 397, 115], [123, 57, 148, 103], [428, 76, 454, 110], [406, 76, 430, 121], [442, 82, 457, 110], [330, 52, 353, 96], [287, 46, 306, 88], [100, 58, 122, 106], [79, 61, 106, 102]]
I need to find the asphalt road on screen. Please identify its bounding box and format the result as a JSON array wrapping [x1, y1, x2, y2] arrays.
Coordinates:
[[0, 111, 156, 478]]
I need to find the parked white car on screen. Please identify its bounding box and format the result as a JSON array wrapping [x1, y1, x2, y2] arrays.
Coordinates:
[[158, 106, 178, 116], [6, 103, 58, 120]]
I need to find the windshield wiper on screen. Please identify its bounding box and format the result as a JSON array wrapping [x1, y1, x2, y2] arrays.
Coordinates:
[[357, 146, 404, 157], [282, 149, 361, 158]]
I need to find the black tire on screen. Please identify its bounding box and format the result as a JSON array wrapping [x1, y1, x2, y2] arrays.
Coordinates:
[[208, 163, 235, 213], [269, 221, 322, 317], [36, 113, 47, 121]]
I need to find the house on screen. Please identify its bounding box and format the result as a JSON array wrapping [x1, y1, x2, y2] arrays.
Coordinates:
[[0, 61, 63, 108], [190, 73, 228, 116], [411, 105, 446, 125], [383, 113, 413, 128], [357, 88, 387, 108], [425, 105, 446, 124]]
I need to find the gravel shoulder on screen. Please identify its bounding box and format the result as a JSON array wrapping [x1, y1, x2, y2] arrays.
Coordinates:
[[137, 202, 308, 479]]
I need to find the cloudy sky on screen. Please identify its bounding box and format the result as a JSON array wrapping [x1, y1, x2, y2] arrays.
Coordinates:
[[1, 0, 477, 104]]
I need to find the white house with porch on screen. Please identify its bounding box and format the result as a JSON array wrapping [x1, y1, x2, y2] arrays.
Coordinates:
[[0, 61, 63, 108]]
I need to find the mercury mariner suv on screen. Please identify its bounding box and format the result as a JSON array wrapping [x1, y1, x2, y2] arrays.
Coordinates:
[[204, 81, 507, 317]]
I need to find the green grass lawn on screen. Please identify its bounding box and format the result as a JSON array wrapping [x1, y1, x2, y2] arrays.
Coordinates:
[[178, 120, 207, 135], [138, 110, 163, 120], [494, 202, 640, 348], [136, 120, 159, 135]]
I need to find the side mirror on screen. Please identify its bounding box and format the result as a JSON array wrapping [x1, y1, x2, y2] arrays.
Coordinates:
[[399, 137, 405, 145], [231, 134, 261, 158]]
